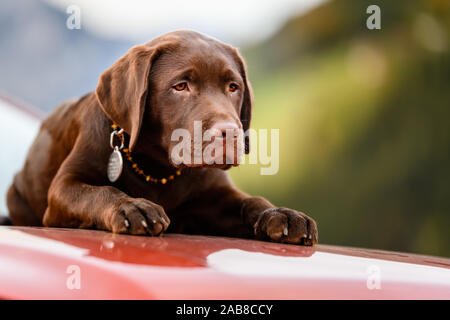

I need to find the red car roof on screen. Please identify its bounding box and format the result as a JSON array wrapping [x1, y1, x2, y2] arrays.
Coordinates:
[[0, 226, 449, 299]]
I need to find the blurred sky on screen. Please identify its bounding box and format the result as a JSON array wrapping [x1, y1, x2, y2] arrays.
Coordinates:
[[45, 0, 326, 45]]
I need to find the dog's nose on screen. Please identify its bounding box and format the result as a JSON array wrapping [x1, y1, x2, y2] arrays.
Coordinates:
[[210, 122, 240, 138]]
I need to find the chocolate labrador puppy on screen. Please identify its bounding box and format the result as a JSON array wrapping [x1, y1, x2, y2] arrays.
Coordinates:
[[6, 31, 318, 245]]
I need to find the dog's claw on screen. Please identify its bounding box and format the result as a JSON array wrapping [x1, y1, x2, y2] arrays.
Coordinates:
[[253, 221, 259, 235], [283, 227, 288, 236], [124, 219, 130, 228]]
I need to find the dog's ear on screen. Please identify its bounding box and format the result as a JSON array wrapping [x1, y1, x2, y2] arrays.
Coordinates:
[[229, 48, 253, 154], [95, 43, 165, 151]]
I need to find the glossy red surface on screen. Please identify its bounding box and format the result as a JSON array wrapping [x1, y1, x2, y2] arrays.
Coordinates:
[[0, 226, 449, 299]]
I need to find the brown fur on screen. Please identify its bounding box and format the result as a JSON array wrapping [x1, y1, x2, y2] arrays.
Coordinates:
[[6, 31, 318, 245]]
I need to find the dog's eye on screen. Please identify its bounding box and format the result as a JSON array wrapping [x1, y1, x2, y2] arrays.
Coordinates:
[[173, 82, 187, 91], [229, 83, 239, 93]]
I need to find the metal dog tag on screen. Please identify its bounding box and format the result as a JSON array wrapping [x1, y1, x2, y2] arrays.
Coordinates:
[[107, 147, 123, 183]]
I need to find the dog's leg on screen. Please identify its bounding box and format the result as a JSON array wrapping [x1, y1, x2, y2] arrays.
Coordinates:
[[172, 187, 318, 245], [240, 195, 318, 245], [6, 179, 42, 226], [43, 140, 170, 235], [44, 181, 169, 235]]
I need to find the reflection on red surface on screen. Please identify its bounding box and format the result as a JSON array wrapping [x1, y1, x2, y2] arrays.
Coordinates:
[[21, 227, 315, 266], [0, 226, 449, 300]]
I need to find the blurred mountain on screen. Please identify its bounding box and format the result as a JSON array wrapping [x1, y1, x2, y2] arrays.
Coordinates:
[[233, 0, 450, 256], [0, 0, 133, 112]]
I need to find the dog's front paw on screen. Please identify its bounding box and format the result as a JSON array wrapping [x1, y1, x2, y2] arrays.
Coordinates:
[[253, 208, 318, 245], [107, 198, 170, 235]]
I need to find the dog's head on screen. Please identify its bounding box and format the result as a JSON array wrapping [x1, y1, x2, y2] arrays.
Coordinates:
[[96, 30, 252, 169]]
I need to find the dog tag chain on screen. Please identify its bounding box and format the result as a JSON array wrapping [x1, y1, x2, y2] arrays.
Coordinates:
[[107, 128, 125, 183]]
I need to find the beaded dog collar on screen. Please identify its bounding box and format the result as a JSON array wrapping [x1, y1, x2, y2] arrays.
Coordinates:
[[107, 123, 181, 184]]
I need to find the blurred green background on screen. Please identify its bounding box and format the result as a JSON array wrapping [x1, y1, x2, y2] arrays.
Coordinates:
[[231, 0, 450, 257]]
